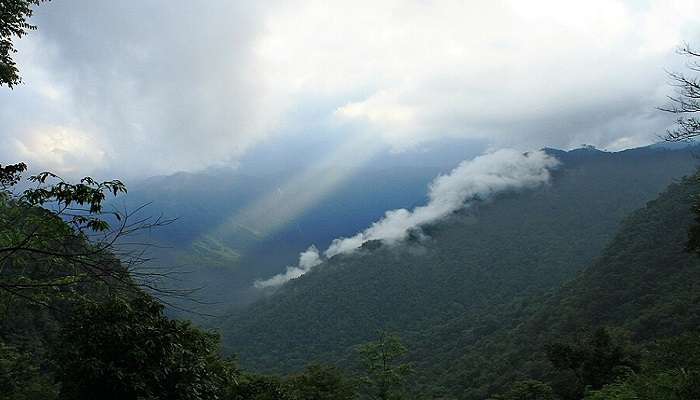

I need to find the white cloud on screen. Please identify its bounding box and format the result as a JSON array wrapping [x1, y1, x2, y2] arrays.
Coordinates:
[[257, 149, 559, 287], [325, 149, 559, 257], [255, 245, 322, 288], [261, 0, 700, 151], [12, 125, 106, 175]]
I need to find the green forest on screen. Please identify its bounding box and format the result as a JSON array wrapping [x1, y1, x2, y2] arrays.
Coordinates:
[[219, 148, 700, 399], [3, 1, 700, 400], [4, 145, 700, 399]]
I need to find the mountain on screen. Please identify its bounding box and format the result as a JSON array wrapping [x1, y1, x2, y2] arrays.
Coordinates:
[[219, 145, 700, 398], [115, 138, 487, 309], [439, 171, 700, 399]]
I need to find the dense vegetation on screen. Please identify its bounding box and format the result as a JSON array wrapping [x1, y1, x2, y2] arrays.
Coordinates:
[[4, 4, 700, 398], [220, 146, 695, 364], [0, 0, 48, 87], [219, 147, 700, 399], [444, 175, 700, 399], [2, 141, 700, 399], [0, 164, 372, 399], [3, 145, 700, 399]]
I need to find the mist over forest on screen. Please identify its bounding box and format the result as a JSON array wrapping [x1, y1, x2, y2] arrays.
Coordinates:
[[3, 2, 700, 400]]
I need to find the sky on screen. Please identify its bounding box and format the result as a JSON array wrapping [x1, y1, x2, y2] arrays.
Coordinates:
[[2, 0, 700, 179]]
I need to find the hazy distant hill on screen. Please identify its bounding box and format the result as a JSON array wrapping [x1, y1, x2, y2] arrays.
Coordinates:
[[219, 145, 700, 395]]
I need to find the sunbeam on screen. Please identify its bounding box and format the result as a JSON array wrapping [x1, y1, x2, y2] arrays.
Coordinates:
[[207, 132, 384, 243]]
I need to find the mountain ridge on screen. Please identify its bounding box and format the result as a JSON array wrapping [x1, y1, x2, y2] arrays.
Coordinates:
[[219, 144, 700, 389]]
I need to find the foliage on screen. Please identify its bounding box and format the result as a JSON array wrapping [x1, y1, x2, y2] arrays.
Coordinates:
[[356, 332, 412, 400], [286, 364, 358, 400], [452, 174, 700, 399], [0, 0, 48, 87], [545, 328, 639, 399], [0, 163, 27, 191], [221, 147, 697, 393], [0, 182, 239, 400], [661, 45, 700, 142], [222, 149, 700, 399], [53, 294, 239, 400], [22, 171, 127, 232], [224, 373, 290, 400], [223, 365, 359, 400], [492, 380, 554, 400], [659, 45, 700, 255], [0, 162, 178, 303], [585, 333, 700, 400], [0, 340, 58, 400], [1, 148, 699, 400], [685, 173, 700, 255]]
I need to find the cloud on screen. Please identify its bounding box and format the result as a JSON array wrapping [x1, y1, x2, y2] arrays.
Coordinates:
[[264, 0, 700, 151], [257, 149, 559, 287], [255, 245, 322, 288], [2, 1, 276, 178], [1, 1, 699, 178], [12, 125, 106, 175]]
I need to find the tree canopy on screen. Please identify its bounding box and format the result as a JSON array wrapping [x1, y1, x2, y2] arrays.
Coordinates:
[[0, 0, 48, 87], [662, 45, 700, 141]]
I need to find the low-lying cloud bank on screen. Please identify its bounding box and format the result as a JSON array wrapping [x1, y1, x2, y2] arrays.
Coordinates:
[[254, 245, 323, 289], [254, 149, 559, 288]]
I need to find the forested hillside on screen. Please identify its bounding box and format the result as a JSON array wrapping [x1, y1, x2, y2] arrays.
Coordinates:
[[0, 164, 364, 400], [220, 146, 700, 397], [4, 149, 700, 400], [433, 174, 700, 399], [5, 2, 700, 399]]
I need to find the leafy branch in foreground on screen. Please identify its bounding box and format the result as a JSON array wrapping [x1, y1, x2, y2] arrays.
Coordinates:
[[0, 163, 184, 305], [661, 44, 700, 142], [0, 0, 49, 88]]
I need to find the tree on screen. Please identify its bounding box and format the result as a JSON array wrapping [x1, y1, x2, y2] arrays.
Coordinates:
[[286, 364, 357, 400], [53, 294, 238, 400], [0, 163, 179, 306], [2, 4, 182, 304], [356, 332, 412, 400], [0, 340, 58, 399], [546, 328, 639, 400], [661, 45, 700, 141], [585, 333, 700, 400], [226, 374, 290, 400], [494, 380, 555, 400], [0, 0, 48, 87]]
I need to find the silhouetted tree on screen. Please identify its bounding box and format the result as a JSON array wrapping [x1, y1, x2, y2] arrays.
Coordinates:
[[661, 45, 700, 142], [0, 0, 49, 87], [0, 163, 180, 305]]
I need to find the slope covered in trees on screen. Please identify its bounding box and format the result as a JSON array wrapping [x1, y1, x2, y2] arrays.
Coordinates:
[[4, 152, 700, 400], [0, 164, 370, 400], [440, 174, 700, 399], [220, 145, 700, 397]]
